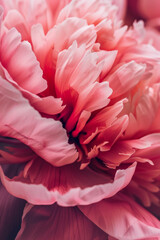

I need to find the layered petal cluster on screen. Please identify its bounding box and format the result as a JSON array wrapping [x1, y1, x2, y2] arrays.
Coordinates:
[[0, 0, 160, 239]]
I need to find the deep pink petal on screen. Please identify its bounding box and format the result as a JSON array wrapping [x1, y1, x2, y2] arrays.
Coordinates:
[[16, 203, 107, 240], [0, 137, 34, 164], [0, 165, 25, 240], [80, 99, 127, 144], [79, 194, 160, 239], [0, 77, 78, 166], [0, 159, 136, 206]]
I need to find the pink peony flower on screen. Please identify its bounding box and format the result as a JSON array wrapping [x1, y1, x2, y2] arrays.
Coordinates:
[[0, 0, 160, 239]]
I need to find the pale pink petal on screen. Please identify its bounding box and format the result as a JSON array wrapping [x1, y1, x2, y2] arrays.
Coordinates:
[[57, 0, 117, 25], [16, 203, 107, 240], [0, 65, 64, 115], [55, 42, 112, 131], [113, 0, 127, 20], [106, 61, 146, 98], [46, 0, 71, 25], [0, 165, 25, 240], [97, 50, 117, 80], [0, 77, 78, 166], [0, 28, 47, 94], [57, 0, 127, 51], [31, 18, 97, 69], [0, 0, 50, 31], [0, 158, 136, 205], [145, 27, 160, 51], [124, 85, 160, 138], [79, 194, 160, 239], [55, 42, 100, 96], [121, 44, 160, 63], [3, 9, 30, 41]]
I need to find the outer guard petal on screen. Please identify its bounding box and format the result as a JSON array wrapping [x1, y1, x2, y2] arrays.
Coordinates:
[[0, 159, 136, 206], [0, 164, 26, 240], [0, 77, 78, 166], [79, 194, 160, 240], [16, 203, 107, 240]]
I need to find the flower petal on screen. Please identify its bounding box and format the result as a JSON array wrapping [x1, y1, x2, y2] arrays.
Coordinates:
[[0, 28, 47, 94], [16, 203, 107, 240], [0, 64, 64, 115], [3, 9, 30, 41], [0, 164, 25, 240], [106, 61, 146, 99], [79, 194, 160, 239], [0, 76, 78, 166], [0, 137, 34, 164], [0, 159, 136, 206]]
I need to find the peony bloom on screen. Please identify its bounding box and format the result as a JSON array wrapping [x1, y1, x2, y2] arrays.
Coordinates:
[[0, 0, 160, 239]]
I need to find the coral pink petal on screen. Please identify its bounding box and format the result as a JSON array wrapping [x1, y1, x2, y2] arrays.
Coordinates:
[[0, 165, 25, 240], [0, 159, 136, 206], [16, 203, 107, 240], [46, 0, 71, 25], [79, 194, 160, 239], [0, 77, 78, 166], [0, 28, 47, 94]]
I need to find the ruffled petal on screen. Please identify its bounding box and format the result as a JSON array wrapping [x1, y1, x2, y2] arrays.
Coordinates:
[[55, 42, 112, 131], [0, 0, 50, 31], [0, 64, 64, 115], [0, 158, 136, 206], [0, 28, 47, 94], [0, 77, 78, 166], [79, 194, 160, 240]]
